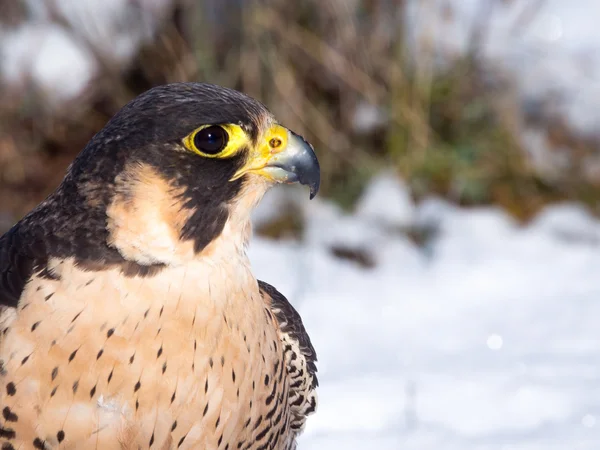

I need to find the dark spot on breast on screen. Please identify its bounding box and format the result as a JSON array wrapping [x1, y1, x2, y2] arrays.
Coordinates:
[[266, 395, 280, 420], [33, 438, 44, 449], [157, 346, 163, 359], [255, 423, 269, 441], [6, 382, 16, 396], [203, 403, 208, 417], [20, 355, 29, 365], [266, 380, 278, 406], [232, 369, 236, 383], [45, 293, 54, 301], [96, 349, 104, 360], [2, 407, 17, 422], [72, 380, 79, 394], [90, 385, 97, 398], [170, 389, 176, 404], [149, 432, 155, 447], [209, 357, 213, 368], [0, 427, 17, 439], [129, 353, 135, 364], [271, 428, 282, 447], [30, 321, 41, 332], [171, 420, 177, 431], [68, 349, 78, 363], [273, 408, 284, 427], [107, 328, 115, 338], [50, 386, 57, 397], [264, 374, 270, 386], [0, 427, 15, 439], [135, 399, 140, 411], [2, 443, 15, 450], [57, 430, 65, 443], [204, 378, 208, 393], [253, 415, 263, 430], [217, 435, 223, 446], [215, 416, 220, 428], [71, 311, 83, 323], [134, 380, 141, 392], [177, 435, 187, 448], [162, 361, 167, 374], [108, 369, 114, 384]]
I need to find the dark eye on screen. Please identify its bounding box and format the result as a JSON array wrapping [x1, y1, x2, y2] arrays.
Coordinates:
[[193, 126, 228, 155]]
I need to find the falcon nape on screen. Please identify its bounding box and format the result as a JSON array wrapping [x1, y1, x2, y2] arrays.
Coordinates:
[[0, 83, 318, 450]]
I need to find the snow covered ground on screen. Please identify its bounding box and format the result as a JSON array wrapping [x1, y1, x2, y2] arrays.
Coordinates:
[[249, 173, 600, 449]]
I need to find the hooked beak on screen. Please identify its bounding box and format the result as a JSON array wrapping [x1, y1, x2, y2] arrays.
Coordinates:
[[232, 125, 320, 199]]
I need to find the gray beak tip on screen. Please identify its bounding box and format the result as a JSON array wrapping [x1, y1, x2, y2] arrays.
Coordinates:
[[289, 131, 320, 200]]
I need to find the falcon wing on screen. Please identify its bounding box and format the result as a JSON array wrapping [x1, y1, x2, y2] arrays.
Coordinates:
[[258, 280, 318, 435], [0, 225, 36, 309]]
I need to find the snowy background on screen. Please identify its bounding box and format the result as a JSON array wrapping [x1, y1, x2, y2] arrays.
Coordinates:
[[2, 0, 600, 448], [249, 175, 600, 450]]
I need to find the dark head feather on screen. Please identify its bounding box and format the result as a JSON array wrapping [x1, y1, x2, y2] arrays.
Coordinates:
[[0, 83, 275, 306]]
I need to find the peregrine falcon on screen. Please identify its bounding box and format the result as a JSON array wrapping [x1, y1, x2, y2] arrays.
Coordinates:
[[0, 83, 319, 449]]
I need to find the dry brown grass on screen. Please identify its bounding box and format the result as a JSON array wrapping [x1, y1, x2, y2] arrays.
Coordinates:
[[1, 0, 600, 230]]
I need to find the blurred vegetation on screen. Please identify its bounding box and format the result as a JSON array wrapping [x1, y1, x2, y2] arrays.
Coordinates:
[[1, 0, 600, 229]]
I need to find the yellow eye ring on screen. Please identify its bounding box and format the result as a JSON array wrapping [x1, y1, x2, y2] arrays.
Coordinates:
[[183, 124, 249, 159]]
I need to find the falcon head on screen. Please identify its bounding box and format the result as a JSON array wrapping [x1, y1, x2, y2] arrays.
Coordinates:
[[24, 83, 320, 273]]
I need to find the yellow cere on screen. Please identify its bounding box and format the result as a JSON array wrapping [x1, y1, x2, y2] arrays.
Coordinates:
[[183, 123, 249, 158], [230, 124, 290, 181], [258, 124, 288, 159]]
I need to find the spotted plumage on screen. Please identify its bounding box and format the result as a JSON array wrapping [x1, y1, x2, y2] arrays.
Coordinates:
[[0, 83, 319, 449]]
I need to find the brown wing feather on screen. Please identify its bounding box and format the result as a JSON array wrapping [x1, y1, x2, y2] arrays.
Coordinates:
[[0, 225, 38, 308], [258, 280, 318, 436]]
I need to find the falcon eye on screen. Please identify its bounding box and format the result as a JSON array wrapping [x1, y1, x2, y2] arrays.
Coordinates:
[[183, 123, 247, 158], [193, 126, 228, 155]]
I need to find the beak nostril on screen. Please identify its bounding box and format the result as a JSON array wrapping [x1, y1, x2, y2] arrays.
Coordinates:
[[269, 138, 282, 149]]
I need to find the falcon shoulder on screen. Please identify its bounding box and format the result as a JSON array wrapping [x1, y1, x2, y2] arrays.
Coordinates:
[[0, 224, 39, 309], [258, 280, 318, 434]]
